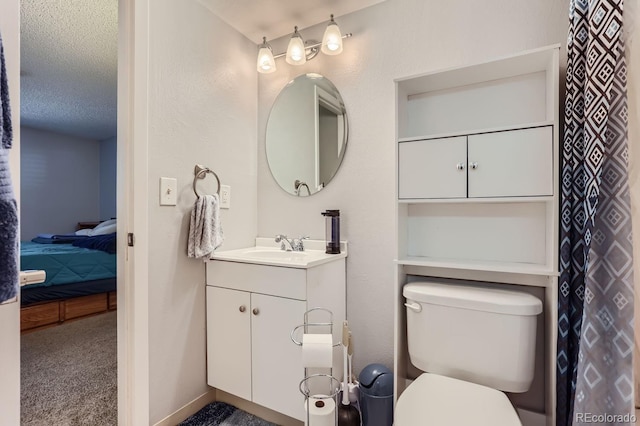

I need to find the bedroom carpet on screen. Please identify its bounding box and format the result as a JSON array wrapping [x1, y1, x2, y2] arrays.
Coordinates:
[[21, 311, 117, 426], [180, 402, 277, 426]]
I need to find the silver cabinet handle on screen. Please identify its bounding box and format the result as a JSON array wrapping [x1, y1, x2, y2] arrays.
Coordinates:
[[239, 305, 246, 313], [456, 162, 465, 171], [469, 162, 478, 170], [404, 302, 422, 313], [252, 308, 260, 316]]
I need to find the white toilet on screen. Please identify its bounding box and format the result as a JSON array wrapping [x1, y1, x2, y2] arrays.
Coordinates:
[[395, 280, 542, 426]]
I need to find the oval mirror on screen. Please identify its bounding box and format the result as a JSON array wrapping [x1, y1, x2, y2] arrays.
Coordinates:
[[266, 73, 348, 196]]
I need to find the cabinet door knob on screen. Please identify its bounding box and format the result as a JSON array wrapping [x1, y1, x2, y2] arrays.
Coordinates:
[[456, 162, 465, 171], [252, 308, 260, 316], [239, 305, 246, 313], [469, 161, 478, 170]]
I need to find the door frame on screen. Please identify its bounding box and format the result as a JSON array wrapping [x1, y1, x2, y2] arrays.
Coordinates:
[[0, 0, 21, 423], [117, 0, 150, 424]]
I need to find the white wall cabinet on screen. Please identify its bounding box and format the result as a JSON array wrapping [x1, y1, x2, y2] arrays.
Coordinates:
[[399, 126, 553, 200], [394, 45, 560, 426], [206, 257, 346, 421], [467, 126, 553, 198], [398, 136, 467, 199]]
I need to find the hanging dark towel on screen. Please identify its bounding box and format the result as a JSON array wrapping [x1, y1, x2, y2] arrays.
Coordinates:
[[1, 31, 12, 149], [0, 30, 18, 304]]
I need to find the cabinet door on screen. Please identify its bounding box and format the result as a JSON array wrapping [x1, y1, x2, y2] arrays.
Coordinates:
[[206, 286, 252, 401], [398, 136, 467, 199], [251, 293, 307, 421], [468, 126, 553, 197]]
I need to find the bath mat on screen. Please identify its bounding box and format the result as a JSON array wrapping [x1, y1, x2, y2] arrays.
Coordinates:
[[180, 402, 277, 426]]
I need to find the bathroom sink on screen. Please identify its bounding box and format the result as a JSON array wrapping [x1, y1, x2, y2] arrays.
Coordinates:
[[210, 238, 347, 269], [240, 249, 311, 261]]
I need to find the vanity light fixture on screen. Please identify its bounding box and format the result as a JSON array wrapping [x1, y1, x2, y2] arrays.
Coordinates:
[[321, 15, 343, 55], [256, 37, 276, 73], [286, 26, 307, 65], [257, 15, 352, 74]]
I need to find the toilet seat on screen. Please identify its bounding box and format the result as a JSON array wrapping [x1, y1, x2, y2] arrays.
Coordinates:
[[394, 373, 522, 426]]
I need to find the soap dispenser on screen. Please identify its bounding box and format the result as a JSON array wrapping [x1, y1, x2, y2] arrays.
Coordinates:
[[321, 210, 340, 254]]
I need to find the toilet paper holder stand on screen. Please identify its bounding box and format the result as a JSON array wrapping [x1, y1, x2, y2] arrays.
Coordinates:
[[291, 307, 341, 426], [290, 307, 341, 348]]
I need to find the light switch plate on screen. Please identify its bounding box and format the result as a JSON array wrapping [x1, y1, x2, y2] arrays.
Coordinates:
[[220, 185, 230, 209], [160, 177, 177, 206]]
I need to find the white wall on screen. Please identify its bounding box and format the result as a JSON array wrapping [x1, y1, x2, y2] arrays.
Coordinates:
[[20, 126, 101, 239], [146, 2, 257, 423], [100, 136, 117, 221], [258, 0, 571, 373], [0, 0, 21, 424]]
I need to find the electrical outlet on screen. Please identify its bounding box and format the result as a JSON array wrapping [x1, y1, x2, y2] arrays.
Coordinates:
[[220, 185, 230, 209]]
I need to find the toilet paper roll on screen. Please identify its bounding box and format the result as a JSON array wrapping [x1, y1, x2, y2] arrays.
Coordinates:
[[304, 395, 336, 426], [302, 334, 333, 368]]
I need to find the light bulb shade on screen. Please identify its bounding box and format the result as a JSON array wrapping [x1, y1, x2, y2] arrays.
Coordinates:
[[286, 29, 307, 65], [257, 43, 276, 73], [321, 21, 343, 55]]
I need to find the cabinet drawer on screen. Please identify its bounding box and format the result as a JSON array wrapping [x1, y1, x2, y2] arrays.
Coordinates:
[[206, 261, 306, 300], [468, 126, 553, 197], [64, 294, 108, 320], [398, 136, 467, 199], [21, 302, 60, 331]]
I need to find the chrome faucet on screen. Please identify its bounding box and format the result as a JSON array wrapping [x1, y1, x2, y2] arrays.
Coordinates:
[[294, 180, 311, 196], [275, 235, 309, 251]]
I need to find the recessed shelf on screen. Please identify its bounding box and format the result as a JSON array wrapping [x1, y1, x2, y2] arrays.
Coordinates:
[[395, 256, 558, 276], [397, 121, 556, 143]]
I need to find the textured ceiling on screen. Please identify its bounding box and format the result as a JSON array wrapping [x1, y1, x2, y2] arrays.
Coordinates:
[[199, 0, 385, 42], [21, 0, 118, 141], [20, 0, 383, 141]]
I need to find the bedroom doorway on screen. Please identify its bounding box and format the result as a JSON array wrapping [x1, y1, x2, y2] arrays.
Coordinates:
[[19, 0, 119, 424]]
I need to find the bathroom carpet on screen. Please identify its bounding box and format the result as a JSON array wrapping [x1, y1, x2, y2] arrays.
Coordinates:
[[180, 402, 277, 426]]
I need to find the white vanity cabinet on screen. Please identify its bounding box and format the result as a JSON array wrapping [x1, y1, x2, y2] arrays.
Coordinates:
[[205, 248, 346, 422], [206, 286, 306, 418], [394, 45, 560, 425]]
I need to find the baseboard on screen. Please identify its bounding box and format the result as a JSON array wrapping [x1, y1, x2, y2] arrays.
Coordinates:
[[153, 390, 217, 426], [215, 390, 303, 426], [518, 408, 546, 426]]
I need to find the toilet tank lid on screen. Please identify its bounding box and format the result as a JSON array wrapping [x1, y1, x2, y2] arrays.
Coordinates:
[[403, 281, 542, 315]]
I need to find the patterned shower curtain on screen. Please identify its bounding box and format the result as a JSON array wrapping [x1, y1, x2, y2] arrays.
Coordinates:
[[557, 0, 635, 425]]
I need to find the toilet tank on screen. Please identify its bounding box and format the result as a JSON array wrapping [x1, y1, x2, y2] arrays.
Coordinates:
[[403, 280, 542, 393]]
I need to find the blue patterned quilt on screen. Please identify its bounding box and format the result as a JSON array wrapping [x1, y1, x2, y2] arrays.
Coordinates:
[[20, 241, 116, 288]]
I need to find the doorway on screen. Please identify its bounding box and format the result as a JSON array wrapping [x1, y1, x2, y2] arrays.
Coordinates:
[[19, 0, 118, 423]]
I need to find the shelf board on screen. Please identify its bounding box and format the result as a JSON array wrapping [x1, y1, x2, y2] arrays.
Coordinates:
[[397, 121, 555, 143], [398, 196, 554, 204], [395, 256, 558, 276]]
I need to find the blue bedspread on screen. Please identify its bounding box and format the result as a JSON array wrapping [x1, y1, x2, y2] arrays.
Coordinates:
[[72, 233, 116, 254], [20, 241, 116, 287]]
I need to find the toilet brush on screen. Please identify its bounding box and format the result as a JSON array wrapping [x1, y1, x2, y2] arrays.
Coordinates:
[[338, 321, 360, 426], [347, 332, 359, 404]]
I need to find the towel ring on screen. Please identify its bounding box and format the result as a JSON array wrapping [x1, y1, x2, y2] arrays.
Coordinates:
[[193, 164, 221, 198]]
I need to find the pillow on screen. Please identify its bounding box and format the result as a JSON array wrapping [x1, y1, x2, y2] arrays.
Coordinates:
[[94, 219, 117, 230], [90, 222, 117, 236]]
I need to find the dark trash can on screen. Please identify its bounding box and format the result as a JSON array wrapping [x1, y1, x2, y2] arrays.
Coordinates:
[[359, 364, 394, 426]]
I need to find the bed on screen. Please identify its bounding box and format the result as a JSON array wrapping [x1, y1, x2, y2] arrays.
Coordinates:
[[20, 235, 117, 333]]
